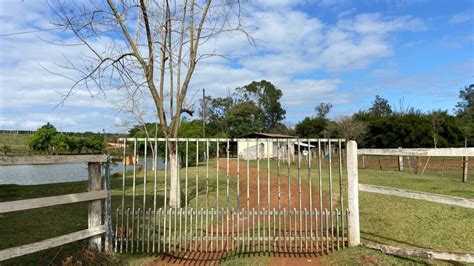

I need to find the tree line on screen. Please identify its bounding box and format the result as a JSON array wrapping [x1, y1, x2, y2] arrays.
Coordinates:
[[27, 123, 105, 155], [132, 81, 472, 149]]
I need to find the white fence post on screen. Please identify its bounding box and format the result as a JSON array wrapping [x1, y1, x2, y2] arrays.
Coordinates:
[[398, 147, 404, 171], [462, 157, 468, 183], [347, 140, 360, 247], [88, 162, 102, 251]]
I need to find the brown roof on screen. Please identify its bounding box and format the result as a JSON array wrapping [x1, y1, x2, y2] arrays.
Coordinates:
[[239, 132, 295, 138]]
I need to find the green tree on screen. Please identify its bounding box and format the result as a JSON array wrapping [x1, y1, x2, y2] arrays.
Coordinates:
[[52, 133, 69, 154], [315, 102, 333, 118], [235, 80, 286, 132], [28, 123, 57, 155], [369, 95, 392, 117], [226, 101, 263, 137], [295, 117, 328, 138], [455, 84, 473, 147]]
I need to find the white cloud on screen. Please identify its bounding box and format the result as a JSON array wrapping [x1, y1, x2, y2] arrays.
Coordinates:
[[449, 10, 474, 24], [0, 0, 429, 131]]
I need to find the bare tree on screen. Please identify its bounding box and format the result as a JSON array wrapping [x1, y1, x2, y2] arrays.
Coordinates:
[[49, 0, 251, 208], [334, 116, 366, 142]]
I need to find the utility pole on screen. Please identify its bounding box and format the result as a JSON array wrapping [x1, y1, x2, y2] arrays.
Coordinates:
[[202, 88, 206, 137]]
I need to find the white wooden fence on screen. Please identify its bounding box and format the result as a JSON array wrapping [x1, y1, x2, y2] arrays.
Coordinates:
[[357, 147, 474, 262], [0, 155, 112, 261], [358, 147, 472, 182]]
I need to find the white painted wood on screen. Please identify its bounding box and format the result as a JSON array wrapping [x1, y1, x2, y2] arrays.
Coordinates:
[[359, 184, 474, 209], [463, 156, 468, 182], [88, 162, 102, 251], [358, 148, 474, 157], [346, 140, 360, 247], [0, 191, 107, 213], [0, 155, 108, 165], [364, 242, 474, 263], [0, 225, 106, 261]]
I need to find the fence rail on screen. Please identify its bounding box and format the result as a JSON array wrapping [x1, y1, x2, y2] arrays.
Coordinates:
[[358, 148, 474, 157], [0, 155, 108, 165], [0, 191, 107, 213], [0, 226, 106, 261], [359, 184, 474, 209], [0, 155, 111, 262]]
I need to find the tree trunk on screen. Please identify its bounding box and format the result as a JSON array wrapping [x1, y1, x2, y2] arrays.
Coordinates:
[[168, 142, 181, 208]]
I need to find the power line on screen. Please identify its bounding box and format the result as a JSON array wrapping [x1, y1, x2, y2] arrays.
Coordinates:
[[0, 27, 61, 37]]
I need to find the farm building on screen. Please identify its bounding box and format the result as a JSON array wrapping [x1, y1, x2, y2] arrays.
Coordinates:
[[237, 132, 313, 160]]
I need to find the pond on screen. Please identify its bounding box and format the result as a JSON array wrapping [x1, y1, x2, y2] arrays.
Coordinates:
[[0, 157, 167, 185]]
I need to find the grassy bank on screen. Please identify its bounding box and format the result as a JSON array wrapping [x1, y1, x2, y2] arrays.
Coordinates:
[[1, 159, 473, 264]]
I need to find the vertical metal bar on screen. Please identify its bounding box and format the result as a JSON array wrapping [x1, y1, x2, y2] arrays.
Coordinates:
[[304, 208, 308, 252], [252, 207, 255, 252], [173, 207, 177, 252], [315, 208, 319, 254], [283, 208, 287, 252], [120, 138, 127, 253], [325, 208, 329, 254], [336, 208, 340, 250], [256, 138, 261, 252], [277, 139, 281, 210], [174, 139, 178, 252], [147, 208, 151, 252], [237, 208, 240, 251], [289, 208, 292, 251], [152, 139, 158, 252], [142, 140, 147, 252], [115, 208, 119, 253], [136, 208, 140, 253], [168, 207, 172, 252], [328, 140, 334, 252], [226, 139, 230, 208], [179, 207, 182, 251], [164, 139, 168, 252], [210, 208, 214, 251], [273, 208, 276, 252], [287, 138, 291, 210], [278, 207, 281, 252], [131, 139, 137, 252], [216, 140, 220, 250], [195, 139, 199, 251], [267, 138, 271, 252], [318, 140, 323, 251], [263, 208, 266, 252], [126, 208, 130, 252], [205, 140, 209, 252], [221, 208, 225, 250], [158, 208, 161, 252], [246, 138, 250, 215], [297, 140, 302, 251], [206, 139, 209, 210], [293, 208, 297, 252], [200, 208, 204, 252], [338, 139, 345, 249], [237, 139, 241, 210], [307, 138, 313, 252], [189, 208, 193, 251], [185, 139, 189, 250]]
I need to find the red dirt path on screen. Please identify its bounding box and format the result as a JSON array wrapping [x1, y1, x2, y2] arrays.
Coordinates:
[[153, 159, 329, 265]]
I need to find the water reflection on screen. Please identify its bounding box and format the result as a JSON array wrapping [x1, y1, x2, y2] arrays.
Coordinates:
[[0, 157, 166, 185]]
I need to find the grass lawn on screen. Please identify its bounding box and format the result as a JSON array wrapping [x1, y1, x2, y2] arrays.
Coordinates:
[[1, 158, 473, 265]]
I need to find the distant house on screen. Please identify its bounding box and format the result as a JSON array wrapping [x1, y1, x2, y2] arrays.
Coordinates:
[[237, 132, 296, 160]]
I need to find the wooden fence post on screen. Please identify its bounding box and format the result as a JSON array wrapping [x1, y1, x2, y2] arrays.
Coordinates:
[[346, 140, 360, 247], [462, 157, 469, 183], [103, 159, 113, 252], [398, 147, 404, 171], [88, 162, 102, 251]]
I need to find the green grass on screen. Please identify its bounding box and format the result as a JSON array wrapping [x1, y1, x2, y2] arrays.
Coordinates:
[[1, 158, 473, 265], [0, 133, 31, 155]]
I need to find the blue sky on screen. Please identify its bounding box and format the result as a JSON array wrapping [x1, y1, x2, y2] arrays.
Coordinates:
[[0, 0, 472, 132]]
